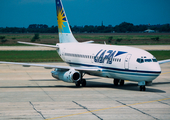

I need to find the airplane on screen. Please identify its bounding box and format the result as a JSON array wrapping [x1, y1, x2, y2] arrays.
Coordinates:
[[0, 0, 170, 91]]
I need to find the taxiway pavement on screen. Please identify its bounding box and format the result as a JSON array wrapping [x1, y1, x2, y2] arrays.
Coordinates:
[[0, 62, 170, 120]]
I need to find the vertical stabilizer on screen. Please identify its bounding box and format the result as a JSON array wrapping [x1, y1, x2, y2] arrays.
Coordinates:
[[56, 0, 78, 43]]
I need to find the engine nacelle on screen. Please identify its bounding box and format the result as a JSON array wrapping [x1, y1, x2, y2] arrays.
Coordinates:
[[51, 68, 81, 83]]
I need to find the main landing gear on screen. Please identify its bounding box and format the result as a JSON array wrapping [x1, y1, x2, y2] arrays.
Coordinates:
[[114, 79, 146, 91], [75, 79, 86, 87], [75, 72, 86, 87], [114, 79, 125, 86]]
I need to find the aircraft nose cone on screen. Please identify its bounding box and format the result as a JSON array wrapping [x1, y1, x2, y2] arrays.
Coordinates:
[[149, 62, 161, 74]]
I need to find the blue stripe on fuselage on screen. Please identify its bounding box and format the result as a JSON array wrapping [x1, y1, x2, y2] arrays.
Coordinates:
[[67, 62, 161, 76]]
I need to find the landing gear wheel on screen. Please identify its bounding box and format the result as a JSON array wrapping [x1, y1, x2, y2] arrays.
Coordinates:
[[140, 86, 146, 91], [140, 86, 142, 91], [75, 81, 81, 87], [81, 79, 86, 87], [114, 79, 119, 86], [120, 80, 124, 86]]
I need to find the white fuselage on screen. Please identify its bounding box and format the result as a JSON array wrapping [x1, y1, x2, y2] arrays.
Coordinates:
[[57, 43, 161, 82]]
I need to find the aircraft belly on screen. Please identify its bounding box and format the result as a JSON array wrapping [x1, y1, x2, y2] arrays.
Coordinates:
[[101, 69, 160, 82]]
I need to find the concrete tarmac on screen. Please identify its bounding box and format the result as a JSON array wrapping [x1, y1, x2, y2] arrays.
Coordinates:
[[0, 62, 170, 120]]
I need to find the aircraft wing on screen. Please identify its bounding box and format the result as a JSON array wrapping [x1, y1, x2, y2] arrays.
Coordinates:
[[158, 59, 170, 64], [18, 41, 59, 48], [0, 61, 102, 72]]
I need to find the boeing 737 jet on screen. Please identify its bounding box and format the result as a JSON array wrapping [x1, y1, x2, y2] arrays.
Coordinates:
[[0, 0, 170, 91]]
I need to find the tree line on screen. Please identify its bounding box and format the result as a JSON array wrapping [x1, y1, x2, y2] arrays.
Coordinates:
[[0, 22, 170, 33]]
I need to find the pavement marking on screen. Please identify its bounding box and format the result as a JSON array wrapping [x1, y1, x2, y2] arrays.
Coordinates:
[[116, 100, 159, 120], [161, 72, 170, 75], [29, 101, 46, 119], [45, 97, 170, 120], [72, 101, 103, 120]]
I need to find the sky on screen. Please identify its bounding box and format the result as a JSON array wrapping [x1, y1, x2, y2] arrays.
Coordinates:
[[0, 0, 170, 28]]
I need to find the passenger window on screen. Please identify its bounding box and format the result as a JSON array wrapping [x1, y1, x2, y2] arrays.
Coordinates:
[[145, 59, 152, 62]]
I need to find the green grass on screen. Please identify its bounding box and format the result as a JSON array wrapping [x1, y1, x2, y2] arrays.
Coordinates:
[[74, 34, 170, 40], [0, 50, 169, 62], [0, 51, 62, 62], [1, 33, 170, 45], [148, 51, 170, 60], [2, 34, 59, 40]]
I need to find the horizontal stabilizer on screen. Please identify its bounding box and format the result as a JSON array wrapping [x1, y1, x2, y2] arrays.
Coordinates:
[[81, 41, 94, 44], [18, 41, 59, 48]]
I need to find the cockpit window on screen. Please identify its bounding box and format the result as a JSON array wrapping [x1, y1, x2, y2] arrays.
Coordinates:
[[137, 56, 158, 63], [137, 58, 158, 63], [152, 59, 157, 62], [145, 59, 152, 62], [137, 58, 144, 63], [137, 58, 140, 63]]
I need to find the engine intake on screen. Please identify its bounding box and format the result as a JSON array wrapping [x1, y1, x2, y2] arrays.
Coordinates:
[[51, 68, 81, 83]]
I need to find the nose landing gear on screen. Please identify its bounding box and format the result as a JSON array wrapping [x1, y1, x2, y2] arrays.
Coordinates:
[[138, 81, 146, 91], [140, 86, 146, 91]]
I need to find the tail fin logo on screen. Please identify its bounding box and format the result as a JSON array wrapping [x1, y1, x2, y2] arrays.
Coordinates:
[[57, 6, 66, 32], [56, 0, 70, 33]]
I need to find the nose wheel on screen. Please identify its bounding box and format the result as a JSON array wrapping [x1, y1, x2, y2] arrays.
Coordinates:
[[140, 86, 146, 91], [138, 81, 146, 91]]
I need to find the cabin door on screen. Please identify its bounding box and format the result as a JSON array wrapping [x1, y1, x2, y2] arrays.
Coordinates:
[[124, 54, 132, 69]]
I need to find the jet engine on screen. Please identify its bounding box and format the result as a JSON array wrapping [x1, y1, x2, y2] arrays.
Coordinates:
[[51, 68, 81, 83]]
